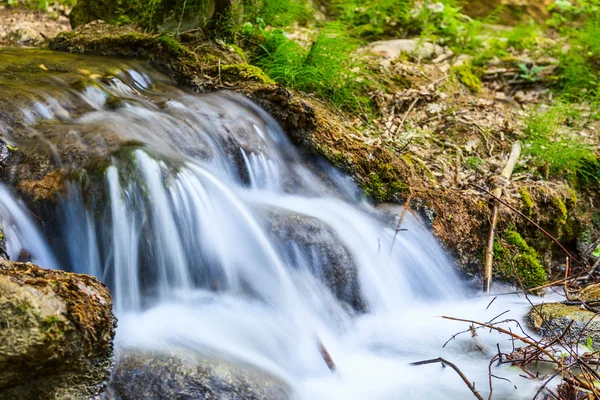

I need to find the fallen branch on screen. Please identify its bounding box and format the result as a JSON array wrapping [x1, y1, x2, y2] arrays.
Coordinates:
[[388, 194, 413, 257], [317, 337, 336, 371], [410, 357, 484, 400], [483, 141, 521, 293], [399, 97, 419, 130], [441, 316, 562, 364]]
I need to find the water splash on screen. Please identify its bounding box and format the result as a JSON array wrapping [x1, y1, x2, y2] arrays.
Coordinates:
[[0, 50, 548, 399]]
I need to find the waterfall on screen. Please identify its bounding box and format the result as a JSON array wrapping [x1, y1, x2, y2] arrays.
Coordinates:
[[0, 185, 59, 270], [0, 49, 545, 399]]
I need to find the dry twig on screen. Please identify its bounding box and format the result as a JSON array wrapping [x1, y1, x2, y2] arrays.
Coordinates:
[[411, 357, 485, 400]]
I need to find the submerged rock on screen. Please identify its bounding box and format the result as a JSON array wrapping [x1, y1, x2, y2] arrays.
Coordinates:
[[0, 259, 115, 399], [527, 294, 600, 349], [102, 350, 290, 400], [261, 208, 365, 312]]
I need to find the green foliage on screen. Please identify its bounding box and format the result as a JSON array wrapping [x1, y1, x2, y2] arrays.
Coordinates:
[[5, 0, 76, 10], [252, 23, 375, 113], [505, 23, 542, 50], [470, 23, 542, 66], [586, 334, 594, 351], [522, 102, 599, 180], [493, 230, 547, 289], [550, 0, 600, 95], [518, 63, 545, 82], [333, 0, 412, 39], [465, 156, 484, 171], [415, 1, 503, 55], [240, 0, 313, 29]]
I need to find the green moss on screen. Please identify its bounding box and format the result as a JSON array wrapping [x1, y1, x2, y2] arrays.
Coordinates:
[[362, 162, 408, 202], [567, 187, 577, 207], [493, 230, 547, 289], [217, 64, 275, 85], [504, 230, 530, 251], [465, 156, 484, 171], [158, 35, 192, 57], [452, 60, 482, 93], [228, 44, 247, 61], [13, 300, 33, 316], [518, 187, 534, 216], [552, 197, 568, 225], [40, 314, 69, 342]]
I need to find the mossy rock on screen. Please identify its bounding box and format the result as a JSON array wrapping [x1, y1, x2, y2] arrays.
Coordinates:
[[102, 350, 290, 400], [48, 24, 270, 92], [452, 60, 483, 93], [518, 187, 534, 216], [216, 63, 276, 85], [492, 230, 547, 289], [527, 302, 600, 349], [0, 259, 115, 399]]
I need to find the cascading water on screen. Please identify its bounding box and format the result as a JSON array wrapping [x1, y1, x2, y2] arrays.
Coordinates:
[[0, 49, 550, 399]]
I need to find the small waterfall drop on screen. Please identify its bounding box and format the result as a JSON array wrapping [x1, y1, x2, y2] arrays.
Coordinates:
[[0, 185, 59, 269], [0, 49, 546, 399]]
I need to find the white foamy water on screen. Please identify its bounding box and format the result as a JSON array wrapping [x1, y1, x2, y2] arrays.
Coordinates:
[[0, 50, 553, 399]]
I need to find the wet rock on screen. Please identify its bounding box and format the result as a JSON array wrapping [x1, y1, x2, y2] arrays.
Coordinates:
[[526, 301, 600, 349], [261, 208, 365, 312], [0, 259, 115, 399], [365, 39, 445, 65], [102, 350, 290, 400]]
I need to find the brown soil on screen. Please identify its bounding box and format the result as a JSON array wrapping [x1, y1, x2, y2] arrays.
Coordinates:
[[0, 5, 70, 47]]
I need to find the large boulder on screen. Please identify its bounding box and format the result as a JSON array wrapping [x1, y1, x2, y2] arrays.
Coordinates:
[[0, 259, 115, 399], [102, 350, 290, 400]]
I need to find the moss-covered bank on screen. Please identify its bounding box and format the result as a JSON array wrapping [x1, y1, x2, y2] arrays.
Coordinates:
[[39, 23, 600, 287]]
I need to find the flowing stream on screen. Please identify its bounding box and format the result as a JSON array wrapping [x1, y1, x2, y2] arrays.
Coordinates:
[[0, 49, 549, 399]]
